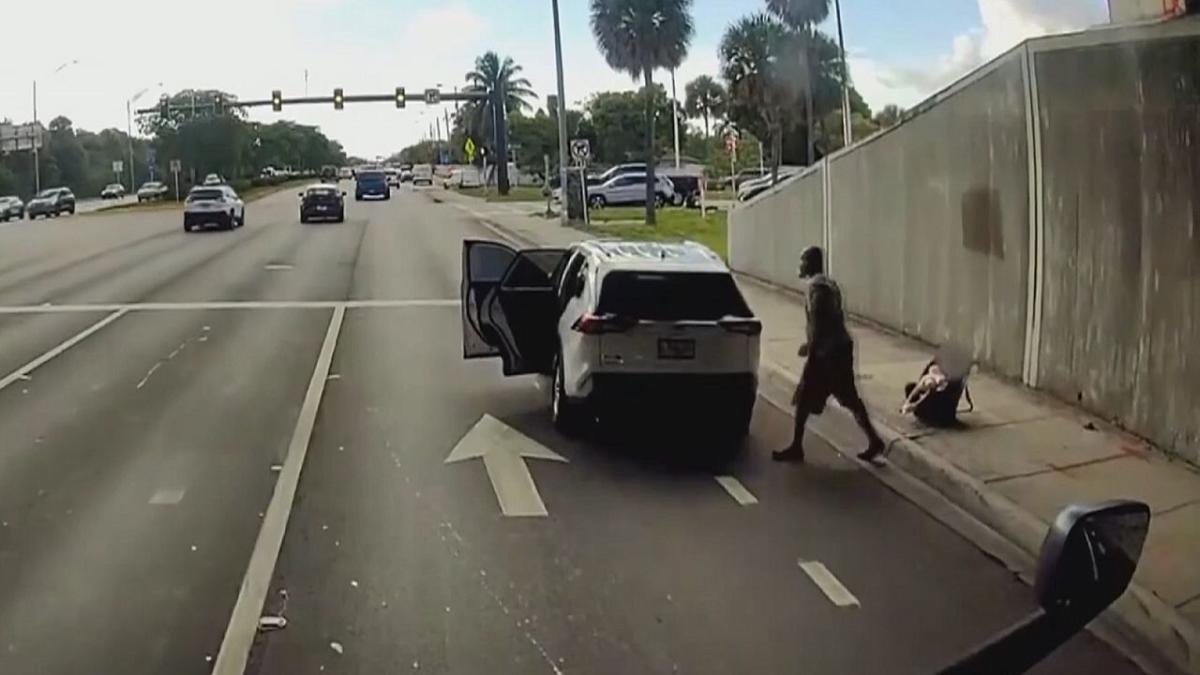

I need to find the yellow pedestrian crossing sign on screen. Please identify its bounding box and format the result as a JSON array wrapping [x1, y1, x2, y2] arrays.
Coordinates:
[[464, 137, 476, 161]]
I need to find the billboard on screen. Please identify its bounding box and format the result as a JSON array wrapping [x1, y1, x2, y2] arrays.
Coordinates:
[[0, 123, 44, 153]]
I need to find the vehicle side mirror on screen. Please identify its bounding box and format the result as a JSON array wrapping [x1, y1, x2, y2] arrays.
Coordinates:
[[1035, 500, 1149, 616], [298, 192, 304, 198], [341, 191, 347, 197]]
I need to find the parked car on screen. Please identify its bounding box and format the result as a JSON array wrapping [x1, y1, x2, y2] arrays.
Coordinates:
[[587, 163, 646, 186], [460, 238, 760, 455], [586, 173, 675, 208], [137, 181, 169, 202], [183, 185, 245, 231], [299, 184, 346, 223], [26, 188, 76, 219], [411, 164, 434, 186], [0, 196, 25, 221], [736, 170, 798, 202], [723, 168, 768, 191], [100, 183, 125, 199], [202, 173, 224, 186], [355, 170, 390, 200], [443, 166, 483, 189]]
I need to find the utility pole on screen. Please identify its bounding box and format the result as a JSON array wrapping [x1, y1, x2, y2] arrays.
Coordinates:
[[32, 81, 40, 193], [835, 0, 852, 147], [551, 0, 570, 225]]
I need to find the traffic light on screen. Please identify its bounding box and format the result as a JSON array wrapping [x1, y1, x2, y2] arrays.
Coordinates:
[[214, 94, 225, 115], [395, 87, 406, 108], [334, 88, 344, 110], [271, 90, 282, 112], [159, 96, 170, 118]]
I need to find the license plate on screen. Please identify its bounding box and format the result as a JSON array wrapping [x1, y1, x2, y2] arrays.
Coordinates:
[[658, 339, 695, 360], [316, 205, 328, 211]]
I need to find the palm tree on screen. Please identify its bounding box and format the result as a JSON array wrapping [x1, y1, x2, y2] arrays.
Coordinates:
[[766, 0, 830, 166], [462, 52, 536, 154], [684, 75, 726, 139], [590, 0, 694, 225], [720, 13, 798, 186]]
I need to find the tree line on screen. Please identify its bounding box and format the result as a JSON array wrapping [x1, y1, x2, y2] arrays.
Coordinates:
[[394, 0, 905, 224], [1, 90, 347, 200]]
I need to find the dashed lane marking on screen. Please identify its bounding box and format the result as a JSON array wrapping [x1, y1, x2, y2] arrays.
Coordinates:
[[0, 308, 129, 392], [149, 488, 186, 505], [798, 560, 860, 608], [715, 476, 759, 505]]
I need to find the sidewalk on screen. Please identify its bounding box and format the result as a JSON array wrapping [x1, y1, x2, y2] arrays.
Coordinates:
[[432, 188, 1200, 674]]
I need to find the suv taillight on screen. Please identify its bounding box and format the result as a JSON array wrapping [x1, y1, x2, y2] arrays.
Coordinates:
[[572, 313, 638, 335], [718, 318, 762, 335]]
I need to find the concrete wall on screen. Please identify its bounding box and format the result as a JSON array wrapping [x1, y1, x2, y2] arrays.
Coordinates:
[[827, 55, 1031, 379], [728, 168, 825, 293], [1035, 34, 1200, 464]]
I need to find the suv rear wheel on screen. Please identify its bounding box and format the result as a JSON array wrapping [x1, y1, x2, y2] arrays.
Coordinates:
[[588, 195, 606, 209]]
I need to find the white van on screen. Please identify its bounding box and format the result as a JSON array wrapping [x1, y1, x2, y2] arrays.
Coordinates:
[[412, 164, 434, 186]]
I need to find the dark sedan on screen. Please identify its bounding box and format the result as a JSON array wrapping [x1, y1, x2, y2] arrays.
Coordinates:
[[299, 185, 346, 223]]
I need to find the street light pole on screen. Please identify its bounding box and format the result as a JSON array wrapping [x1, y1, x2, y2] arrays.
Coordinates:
[[671, 68, 681, 169], [31, 59, 80, 194], [551, 0, 570, 225], [127, 83, 162, 193], [835, 0, 852, 147]]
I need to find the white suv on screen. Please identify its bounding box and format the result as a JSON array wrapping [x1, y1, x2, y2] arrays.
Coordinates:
[[183, 185, 245, 232], [461, 239, 761, 448]]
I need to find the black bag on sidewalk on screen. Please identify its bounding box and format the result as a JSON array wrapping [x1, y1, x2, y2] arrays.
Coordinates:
[[903, 348, 975, 427]]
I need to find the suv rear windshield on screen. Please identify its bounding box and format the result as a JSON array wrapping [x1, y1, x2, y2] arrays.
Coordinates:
[[307, 187, 339, 197], [358, 172, 385, 182], [597, 271, 752, 321], [187, 189, 225, 201]]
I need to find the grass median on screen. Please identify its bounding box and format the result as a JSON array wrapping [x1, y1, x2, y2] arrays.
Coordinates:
[[454, 185, 548, 203], [579, 207, 728, 260]]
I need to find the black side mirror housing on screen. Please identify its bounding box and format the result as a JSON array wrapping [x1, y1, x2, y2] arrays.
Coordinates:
[[937, 500, 1149, 675], [1035, 499, 1149, 616]]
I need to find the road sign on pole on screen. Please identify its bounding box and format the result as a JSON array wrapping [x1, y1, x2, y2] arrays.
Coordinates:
[[424, 89, 441, 105], [112, 160, 124, 174], [463, 137, 476, 162], [569, 139, 590, 166], [170, 159, 182, 201]]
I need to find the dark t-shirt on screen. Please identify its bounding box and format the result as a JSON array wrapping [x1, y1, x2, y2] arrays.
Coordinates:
[[806, 274, 851, 356]]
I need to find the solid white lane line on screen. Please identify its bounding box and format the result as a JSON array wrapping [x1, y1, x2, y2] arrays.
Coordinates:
[[798, 561, 860, 608], [0, 308, 128, 392], [715, 476, 759, 505], [211, 306, 345, 675], [0, 299, 460, 314]]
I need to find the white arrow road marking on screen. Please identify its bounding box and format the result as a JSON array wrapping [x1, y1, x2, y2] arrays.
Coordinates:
[[714, 476, 758, 505], [798, 560, 860, 608], [446, 414, 568, 517]]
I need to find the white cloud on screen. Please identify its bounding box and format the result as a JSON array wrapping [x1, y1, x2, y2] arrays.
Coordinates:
[[851, 0, 1108, 111]]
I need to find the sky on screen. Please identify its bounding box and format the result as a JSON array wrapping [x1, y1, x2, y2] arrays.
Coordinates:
[[0, 0, 1111, 159]]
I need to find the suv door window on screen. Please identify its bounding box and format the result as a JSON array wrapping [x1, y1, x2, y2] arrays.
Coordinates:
[[461, 240, 517, 359], [488, 248, 568, 375]]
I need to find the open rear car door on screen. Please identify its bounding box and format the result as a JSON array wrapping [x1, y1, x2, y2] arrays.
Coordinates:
[[461, 240, 568, 375]]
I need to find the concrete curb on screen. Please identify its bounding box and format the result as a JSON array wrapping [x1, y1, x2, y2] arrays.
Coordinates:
[[445, 193, 1200, 674], [761, 358, 1199, 675]]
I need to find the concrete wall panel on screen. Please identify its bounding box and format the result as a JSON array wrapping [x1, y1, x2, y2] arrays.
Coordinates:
[[1036, 35, 1200, 464], [728, 168, 825, 293]]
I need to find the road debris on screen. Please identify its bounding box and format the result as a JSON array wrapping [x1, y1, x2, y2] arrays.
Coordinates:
[[327, 374, 342, 381], [329, 641, 344, 655], [258, 616, 288, 632], [270, 464, 283, 473]]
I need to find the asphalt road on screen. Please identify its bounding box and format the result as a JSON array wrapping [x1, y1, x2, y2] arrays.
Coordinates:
[[0, 183, 1142, 675]]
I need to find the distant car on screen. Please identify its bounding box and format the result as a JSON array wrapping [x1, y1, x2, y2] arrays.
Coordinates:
[[587, 163, 646, 187], [443, 166, 483, 189], [399, 169, 414, 183], [460, 238, 760, 451], [411, 164, 434, 186], [355, 170, 390, 200], [100, 183, 125, 199], [183, 185, 245, 232], [384, 167, 401, 187], [26, 188, 76, 219], [586, 173, 675, 209], [321, 165, 338, 182], [724, 168, 768, 191], [0, 196, 25, 221], [736, 170, 797, 202], [338, 167, 353, 180], [299, 184, 346, 223], [137, 181, 169, 202], [202, 173, 224, 186]]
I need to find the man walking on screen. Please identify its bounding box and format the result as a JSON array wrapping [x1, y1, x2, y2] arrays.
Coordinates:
[[773, 246, 885, 463]]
